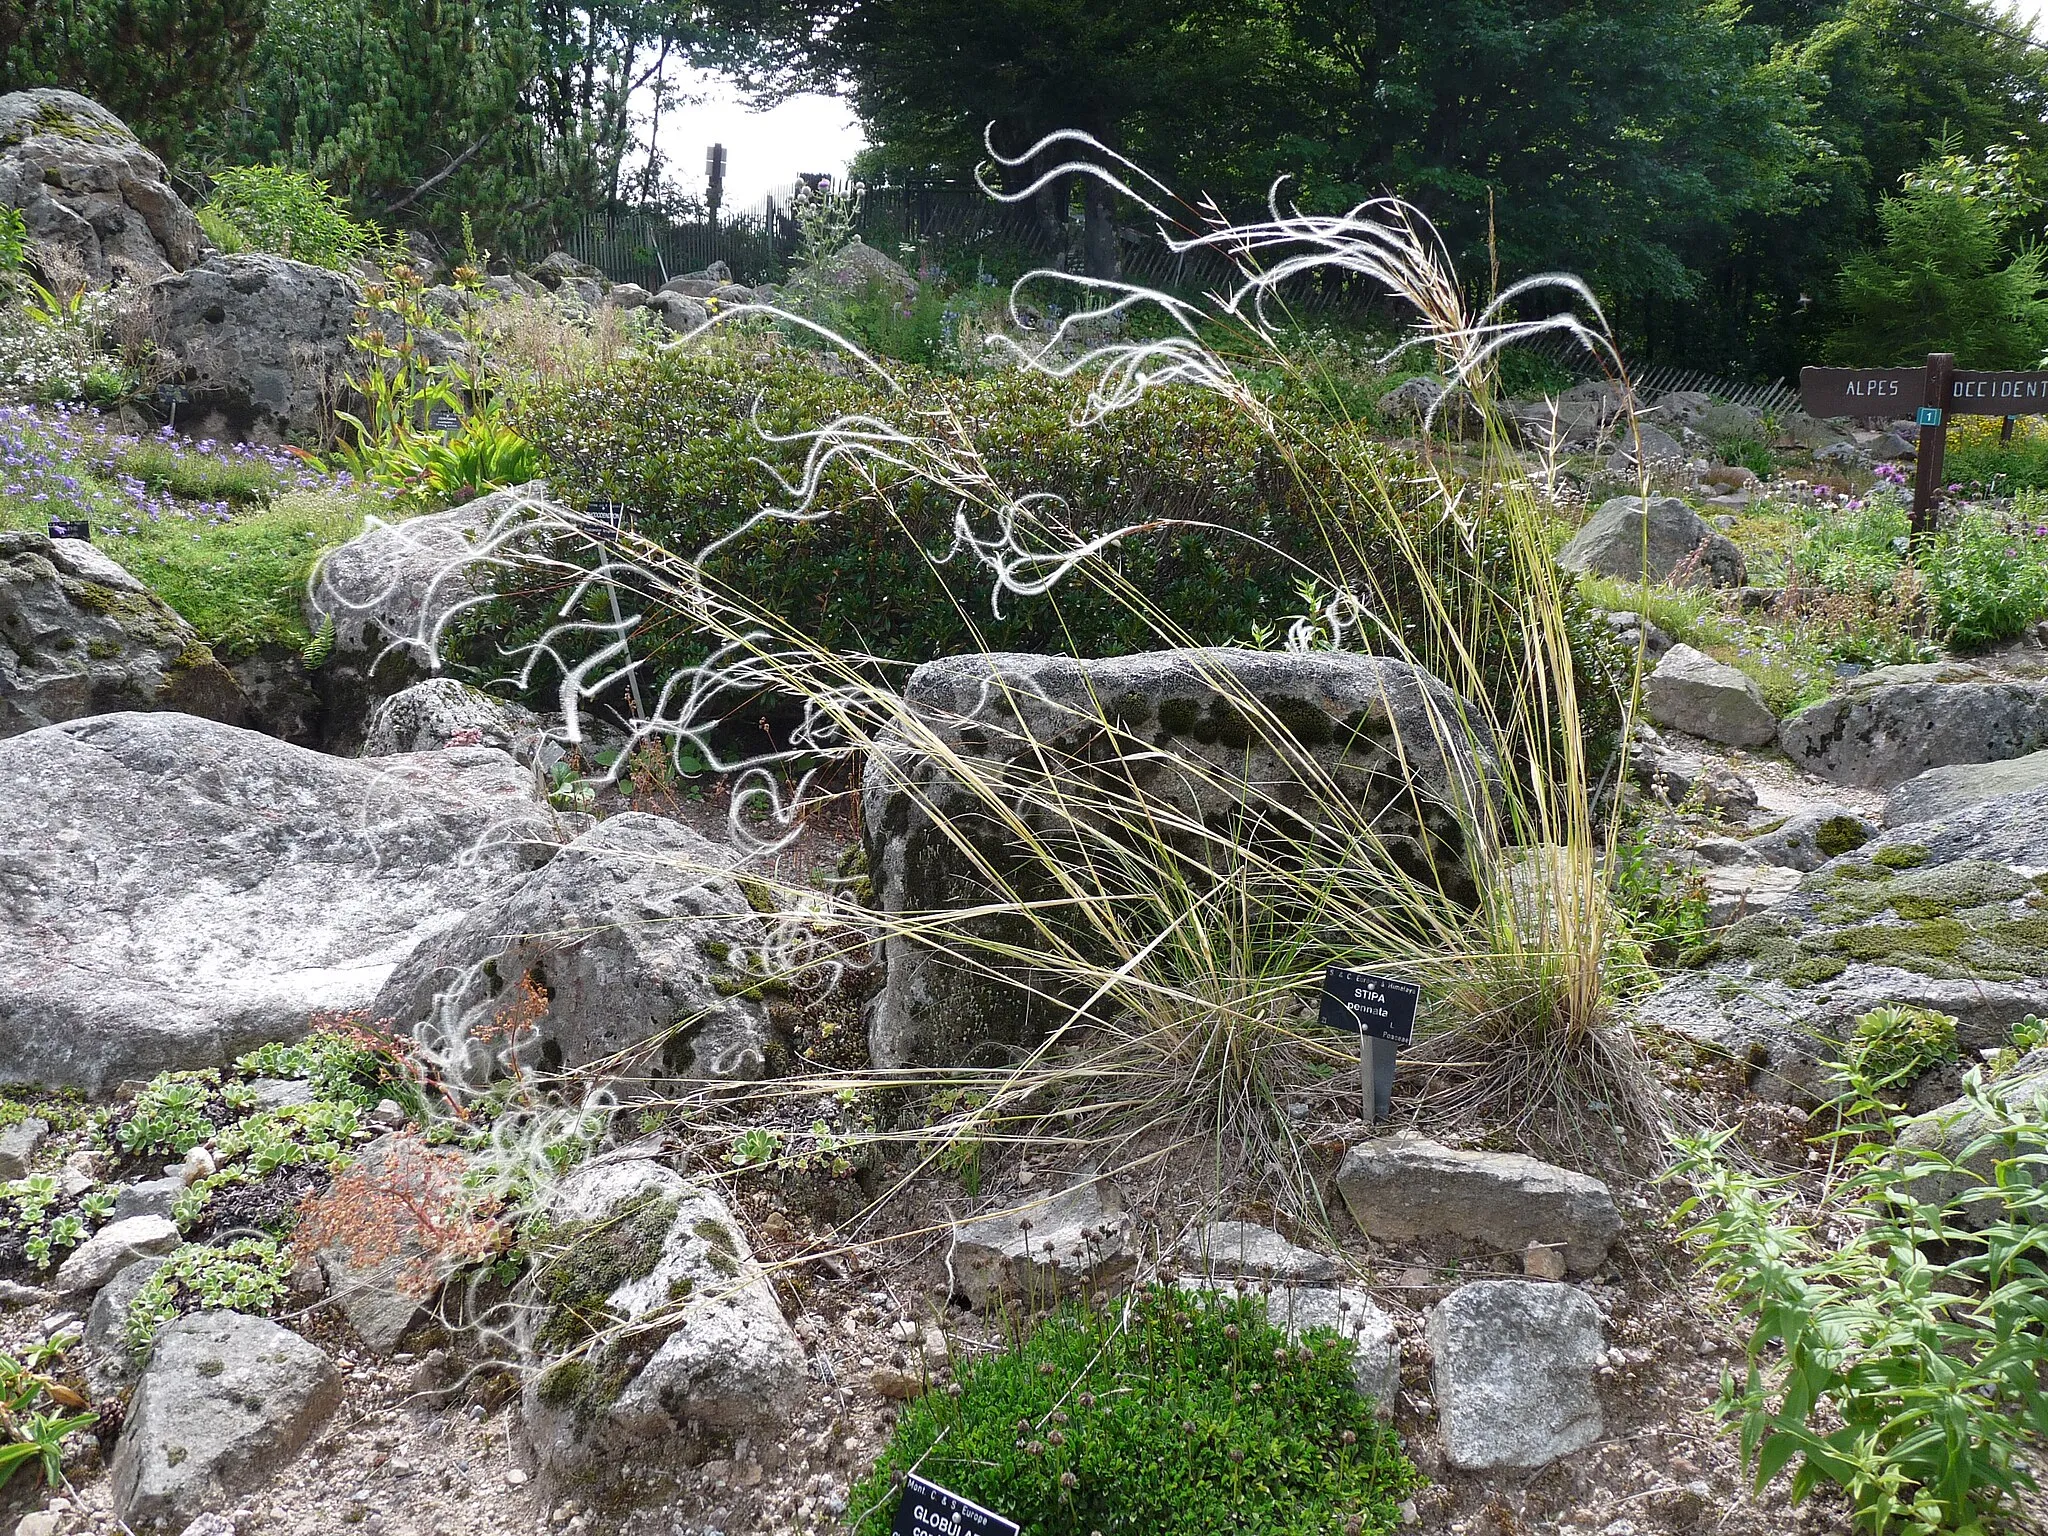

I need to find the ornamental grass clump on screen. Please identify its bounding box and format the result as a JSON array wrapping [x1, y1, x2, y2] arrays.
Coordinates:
[[849, 1286, 1418, 1536], [397, 136, 1663, 1234]]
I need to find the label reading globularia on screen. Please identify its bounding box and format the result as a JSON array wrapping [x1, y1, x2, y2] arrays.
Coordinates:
[[890, 1475, 1020, 1536]]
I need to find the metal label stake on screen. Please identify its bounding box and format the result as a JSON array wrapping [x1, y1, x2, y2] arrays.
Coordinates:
[[1320, 967, 1420, 1125]]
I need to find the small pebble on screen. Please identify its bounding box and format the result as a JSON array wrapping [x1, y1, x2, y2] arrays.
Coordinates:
[[504, 1468, 528, 1487]]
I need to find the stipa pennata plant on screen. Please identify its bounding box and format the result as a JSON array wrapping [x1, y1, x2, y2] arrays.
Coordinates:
[[851, 1286, 1418, 1536], [1670, 1052, 2048, 1536], [393, 136, 1662, 1233]]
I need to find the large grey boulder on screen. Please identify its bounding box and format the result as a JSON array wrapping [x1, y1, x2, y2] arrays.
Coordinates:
[[305, 484, 549, 751], [863, 648, 1497, 1068], [1173, 1220, 1341, 1285], [147, 254, 362, 443], [649, 292, 710, 333], [1335, 1132, 1621, 1275], [1746, 805, 1876, 871], [519, 1159, 807, 1492], [1781, 664, 2048, 789], [0, 90, 206, 287], [1886, 749, 2048, 825], [110, 1312, 341, 1528], [82, 1254, 168, 1399], [362, 676, 547, 763], [1643, 816, 2048, 1099], [1643, 643, 1776, 747], [0, 711, 559, 1092], [1427, 1280, 1604, 1470], [374, 812, 776, 1084], [812, 239, 916, 298], [0, 531, 246, 738], [1557, 496, 1745, 588], [947, 1174, 1136, 1310], [1603, 422, 1684, 470]]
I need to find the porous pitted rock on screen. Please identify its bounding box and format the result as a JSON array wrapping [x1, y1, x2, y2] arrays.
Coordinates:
[[1175, 1278, 1399, 1403], [1379, 377, 1480, 438], [1631, 731, 1759, 815], [519, 1158, 807, 1492], [1509, 381, 1630, 450], [1746, 805, 1877, 871], [1779, 663, 2048, 789], [947, 1175, 1136, 1309], [812, 238, 916, 298], [305, 483, 549, 751], [373, 812, 776, 1084], [1427, 1280, 1604, 1471], [649, 292, 709, 333], [54, 1214, 181, 1296], [147, 254, 362, 443], [1173, 1220, 1340, 1285], [0, 1117, 47, 1179], [863, 648, 1497, 1069], [1643, 643, 1777, 747], [1642, 822, 2048, 1100], [0, 530, 246, 738], [1603, 422, 1684, 470], [1893, 1050, 2048, 1227], [110, 1311, 342, 1528], [0, 90, 206, 287], [1885, 749, 2048, 825], [0, 711, 559, 1092], [530, 251, 603, 288], [1334, 1133, 1620, 1275], [1556, 496, 1745, 588], [362, 677, 547, 763], [1698, 862, 1803, 927], [82, 1254, 167, 1399]]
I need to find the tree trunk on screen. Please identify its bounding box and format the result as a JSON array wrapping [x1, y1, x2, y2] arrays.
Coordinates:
[[1082, 178, 1119, 281]]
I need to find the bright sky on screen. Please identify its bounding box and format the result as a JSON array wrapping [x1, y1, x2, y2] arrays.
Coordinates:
[[648, 69, 868, 217]]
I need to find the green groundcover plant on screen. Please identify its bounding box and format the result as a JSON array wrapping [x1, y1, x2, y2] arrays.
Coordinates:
[[850, 1287, 1418, 1536], [1670, 1037, 2048, 1535], [122, 1236, 292, 1354]]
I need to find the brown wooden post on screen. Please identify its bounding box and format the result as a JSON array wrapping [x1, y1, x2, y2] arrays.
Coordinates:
[[1912, 352, 1955, 544]]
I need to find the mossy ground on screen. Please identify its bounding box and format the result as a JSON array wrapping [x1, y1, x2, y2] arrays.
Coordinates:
[[1683, 859, 2048, 986]]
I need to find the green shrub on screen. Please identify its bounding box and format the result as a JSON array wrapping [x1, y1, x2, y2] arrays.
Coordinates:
[[850, 1288, 1418, 1536], [197, 165, 386, 272], [1671, 1060, 2048, 1535], [237, 1025, 417, 1113], [122, 1237, 292, 1354], [505, 348, 1630, 749], [1924, 505, 2048, 651]]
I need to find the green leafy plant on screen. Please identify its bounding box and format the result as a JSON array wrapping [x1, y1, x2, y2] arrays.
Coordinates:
[[850, 1287, 1418, 1536], [1842, 1004, 1959, 1092], [0, 1340, 93, 1494], [117, 1070, 221, 1158], [237, 1022, 418, 1112], [1671, 1056, 2048, 1536], [197, 165, 387, 271], [122, 1237, 292, 1354]]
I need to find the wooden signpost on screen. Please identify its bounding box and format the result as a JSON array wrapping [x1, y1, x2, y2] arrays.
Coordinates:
[[1319, 967, 1421, 1125], [1801, 353, 2048, 539]]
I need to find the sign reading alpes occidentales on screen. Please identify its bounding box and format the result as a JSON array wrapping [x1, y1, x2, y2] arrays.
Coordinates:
[[1800, 352, 2048, 541]]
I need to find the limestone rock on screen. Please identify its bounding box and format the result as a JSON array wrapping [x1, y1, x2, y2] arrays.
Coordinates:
[[1631, 732, 1759, 815], [147, 254, 363, 443], [1780, 664, 2048, 789], [1556, 496, 1745, 588], [0, 711, 559, 1092], [1699, 862, 1803, 927], [519, 1159, 807, 1491], [1175, 1278, 1399, 1403], [1746, 806, 1876, 871], [812, 239, 916, 298], [864, 648, 1497, 1068], [0, 90, 206, 287], [110, 1312, 341, 1528], [373, 812, 775, 1084], [312, 1133, 482, 1353], [649, 292, 710, 332], [54, 1214, 181, 1296], [225, 647, 323, 747], [0, 1117, 47, 1179], [530, 251, 603, 288], [305, 484, 549, 751], [0, 530, 246, 739], [112, 1177, 183, 1223], [1643, 644, 1776, 747], [1172, 1220, 1340, 1285], [1427, 1280, 1603, 1470], [1603, 422, 1685, 470], [947, 1176, 1136, 1309], [1334, 1132, 1620, 1275], [82, 1254, 167, 1399], [1885, 749, 2048, 825], [361, 677, 547, 764]]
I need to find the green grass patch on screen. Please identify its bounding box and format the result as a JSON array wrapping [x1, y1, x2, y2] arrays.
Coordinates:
[[850, 1287, 1418, 1536]]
